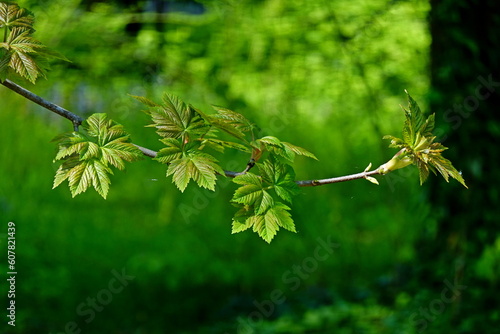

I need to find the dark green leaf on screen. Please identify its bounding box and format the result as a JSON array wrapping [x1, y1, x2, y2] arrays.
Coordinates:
[[257, 158, 299, 203], [428, 153, 467, 188], [231, 205, 255, 233]]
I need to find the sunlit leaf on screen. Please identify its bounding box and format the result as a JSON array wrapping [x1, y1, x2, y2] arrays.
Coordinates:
[[206, 105, 255, 141], [166, 150, 224, 192], [135, 93, 210, 140], [250, 202, 296, 243], [365, 176, 379, 185], [155, 138, 183, 164], [201, 138, 251, 153], [52, 114, 143, 198], [268, 202, 296, 232], [0, 3, 68, 83], [0, 2, 34, 31], [253, 136, 316, 164], [281, 141, 318, 160], [383, 92, 467, 188], [211, 106, 254, 133]]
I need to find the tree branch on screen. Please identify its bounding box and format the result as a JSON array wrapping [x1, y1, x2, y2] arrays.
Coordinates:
[[296, 169, 382, 187], [2, 79, 387, 186], [133, 144, 157, 158], [1, 79, 84, 131]]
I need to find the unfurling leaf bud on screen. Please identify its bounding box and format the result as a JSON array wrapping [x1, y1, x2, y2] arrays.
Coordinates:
[[378, 148, 413, 174]]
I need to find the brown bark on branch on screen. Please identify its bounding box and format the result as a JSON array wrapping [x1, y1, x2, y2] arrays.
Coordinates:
[[1, 79, 84, 131]]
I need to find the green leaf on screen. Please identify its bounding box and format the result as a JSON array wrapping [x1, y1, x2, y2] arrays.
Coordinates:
[[383, 92, 467, 188], [101, 142, 142, 170], [232, 172, 262, 186], [253, 136, 316, 164], [206, 118, 246, 141], [2, 28, 43, 83], [130, 94, 161, 107], [428, 153, 467, 188], [53, 155, 80, 189], [211, 106, 254, 133], [201, 138, 251, 153], [84, 112, 110, 139], [281, 141, 318, 160], [52, 113, 143, 198], [382, 135, 405, 149], [166, 150, 224, 192], [268, 202, 296, 232], [257, 158, 300, 203], [138, 93, 210, 140], [0, 4, 69, 84], [155, 138, 183, 164], [206, 105, 254, 141], [231, 205, 254, 233], [258, 136, 282, 147], [251, 202, 296, 243], [53, 158, 113, 199], [0, 2, 34, 31], [52, 132, 89, 161], [402, 90, 423, 147], [251, 214, 277, 244], [232, 173, 273, 214], [253, 136, 292, 163]]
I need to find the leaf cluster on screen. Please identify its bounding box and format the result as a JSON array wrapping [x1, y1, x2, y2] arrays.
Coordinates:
[[0, 1, 67, 83], [231, 157, 301, 243], [383, 91, 467, 188], [132, 93, 317, 242], [132, 93, 253, 192], [52, 113, 143, 198]]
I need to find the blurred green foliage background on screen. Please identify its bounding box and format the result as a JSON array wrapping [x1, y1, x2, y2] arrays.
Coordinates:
[[1, 0, 497, 333]]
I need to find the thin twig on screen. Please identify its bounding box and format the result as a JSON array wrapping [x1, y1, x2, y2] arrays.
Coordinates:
[[2, 80, 387, 186], [296, 169, 382, 187], [133, 144, 157, 158], [1, 79, 84, 130]]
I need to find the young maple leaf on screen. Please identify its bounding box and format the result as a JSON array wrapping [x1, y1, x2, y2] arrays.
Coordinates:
[[380, 91, 467, 188], [52, 113, 143, 198], [0, 3, 68, 83]]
